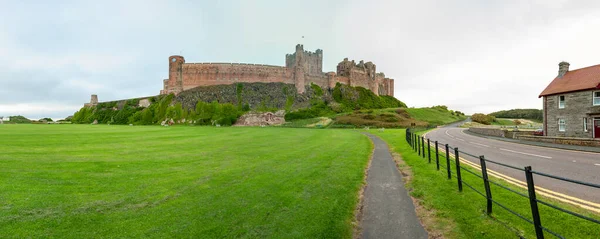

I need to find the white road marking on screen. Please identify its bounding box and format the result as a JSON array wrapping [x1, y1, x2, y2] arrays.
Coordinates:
[[595, 164, 600, 166], [470, 142, 491, 147], [499, 148, 552, 159], [456, 138, 466, 141], [445, 130, 455, 139]]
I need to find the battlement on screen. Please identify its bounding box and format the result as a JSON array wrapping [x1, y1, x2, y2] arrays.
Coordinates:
[[160, 44, 394, 97], [183, 62, 284, 68]]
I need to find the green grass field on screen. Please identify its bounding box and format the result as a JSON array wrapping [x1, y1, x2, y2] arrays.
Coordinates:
[[0, 125, 371, 238]]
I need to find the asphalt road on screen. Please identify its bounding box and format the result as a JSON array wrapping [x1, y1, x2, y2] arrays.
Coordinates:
[[425, 127, 600, 204]]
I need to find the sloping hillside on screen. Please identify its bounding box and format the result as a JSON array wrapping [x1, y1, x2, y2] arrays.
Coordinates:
[[405, 106, 466, 126], [324, 106, 466, 128]]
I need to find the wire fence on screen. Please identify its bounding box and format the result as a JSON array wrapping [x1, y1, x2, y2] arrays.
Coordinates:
[[405, 128, 600, 239]]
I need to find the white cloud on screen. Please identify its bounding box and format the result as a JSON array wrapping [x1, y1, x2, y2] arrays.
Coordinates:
[[1, 0, 600, 119]]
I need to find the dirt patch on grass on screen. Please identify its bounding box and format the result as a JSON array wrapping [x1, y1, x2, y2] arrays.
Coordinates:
[[306, 117, 332, 128], [390, 151, 453, 239]]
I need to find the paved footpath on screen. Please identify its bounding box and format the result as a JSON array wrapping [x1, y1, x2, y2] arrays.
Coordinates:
[[360, 133, 428, 239]]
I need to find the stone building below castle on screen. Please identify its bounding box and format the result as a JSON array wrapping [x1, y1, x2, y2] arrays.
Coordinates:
[[160, 44, 394, 96]]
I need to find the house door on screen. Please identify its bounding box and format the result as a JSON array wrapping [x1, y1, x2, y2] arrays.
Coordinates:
[[595, 118, 600, 138]]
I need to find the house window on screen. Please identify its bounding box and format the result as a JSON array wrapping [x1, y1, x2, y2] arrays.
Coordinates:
[[584, 118, 588, 132], [558, 119, 566, 132], [594, 91, 600, 106], [558, 95, 565, 108]]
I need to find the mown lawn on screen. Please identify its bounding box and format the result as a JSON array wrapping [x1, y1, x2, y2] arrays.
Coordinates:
[[0, 124, 371, 238], [370, 129, 600, 239]]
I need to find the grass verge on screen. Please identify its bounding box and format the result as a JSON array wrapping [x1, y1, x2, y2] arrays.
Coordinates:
[[370, 129, 600, 239]]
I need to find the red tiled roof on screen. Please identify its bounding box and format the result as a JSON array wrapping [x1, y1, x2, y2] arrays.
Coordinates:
[[539, 64, 600, 97]]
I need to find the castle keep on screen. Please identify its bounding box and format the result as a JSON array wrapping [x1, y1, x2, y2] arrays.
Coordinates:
[[161, 44, 394, 96]]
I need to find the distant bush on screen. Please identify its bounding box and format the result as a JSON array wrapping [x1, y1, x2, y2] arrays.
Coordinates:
[[489, 109, 542, 122], [9, 115, 31, 124], [285, 102, 333, 121], [471, 113, 496, 125]]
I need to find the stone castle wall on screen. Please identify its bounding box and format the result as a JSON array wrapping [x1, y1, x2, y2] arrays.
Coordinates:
[[161, 44, 394, 97]]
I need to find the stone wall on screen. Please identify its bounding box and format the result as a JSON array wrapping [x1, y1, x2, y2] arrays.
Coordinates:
[[468, 127, 534, 139], [517, 135, 600, 147], [161, 44, 395, 97], [544, 90, 600, 138], [468, 127, 506, 137]]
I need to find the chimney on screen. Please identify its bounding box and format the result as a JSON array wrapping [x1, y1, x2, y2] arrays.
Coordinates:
[[558, 61, 570, 77]]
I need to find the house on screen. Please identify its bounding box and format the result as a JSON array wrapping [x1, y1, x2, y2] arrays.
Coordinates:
[[539, 62, 600, 138]]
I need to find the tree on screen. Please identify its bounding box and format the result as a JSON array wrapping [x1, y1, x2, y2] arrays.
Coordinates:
[[471, 113, 495, 125]]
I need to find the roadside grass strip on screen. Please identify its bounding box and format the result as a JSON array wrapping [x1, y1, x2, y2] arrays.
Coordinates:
[[370, 129, 600, 239]]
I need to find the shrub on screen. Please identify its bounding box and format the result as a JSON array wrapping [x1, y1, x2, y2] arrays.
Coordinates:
[[471, 113, 496, 125], [9, 115, 32, 124]]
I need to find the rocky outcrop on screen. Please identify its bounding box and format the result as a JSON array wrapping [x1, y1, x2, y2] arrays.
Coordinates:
[[174, 82, 323, 111], [234, 110, 286, 126]]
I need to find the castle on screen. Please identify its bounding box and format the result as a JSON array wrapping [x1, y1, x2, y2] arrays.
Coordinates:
[[160, 44, 394, 96]]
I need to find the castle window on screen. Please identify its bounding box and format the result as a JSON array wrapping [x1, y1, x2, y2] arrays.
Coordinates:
[[171, 58, 176, 62]]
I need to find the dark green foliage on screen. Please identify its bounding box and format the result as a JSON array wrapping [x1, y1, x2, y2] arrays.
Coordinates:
[[284, 102, 333, 121], [72, 94, 174, 125], [8, 115, 32, 124], [489, 109, 543, 122], [194, 101, 242, 126], [40, 118, 53, 122], [380, 95, 407, 108], [311, 83, 323, 96], [471, 113, 496, 125], [332, 83, 406, 110], [153, 94, 174, 123]]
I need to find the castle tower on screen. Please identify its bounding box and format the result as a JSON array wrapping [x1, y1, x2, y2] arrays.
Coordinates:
[[294, 44, 306, 93], [169, 55, 185, 94], [90, 94, 98, 104]]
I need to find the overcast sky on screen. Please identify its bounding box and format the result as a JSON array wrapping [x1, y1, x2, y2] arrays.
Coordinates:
[[2, 0, 600, 120]]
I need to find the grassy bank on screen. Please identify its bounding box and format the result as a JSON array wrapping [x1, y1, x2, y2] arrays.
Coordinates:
[[0, 124, 371, 238], [370, 129, 600, 238], [405, 107, 466, 126]]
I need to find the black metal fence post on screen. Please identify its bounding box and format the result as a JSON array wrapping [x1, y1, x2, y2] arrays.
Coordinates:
[[455, 147, 462, 192], [414, 134, 417, 152], [427, 138, 431, 163], [479, 156, 493, 215], [445, 144, 451, 179], [421, 136, 426, 159], [525, 166, 545, 239], [417, 135, 421, 155], [435, 141, 440, 170]]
